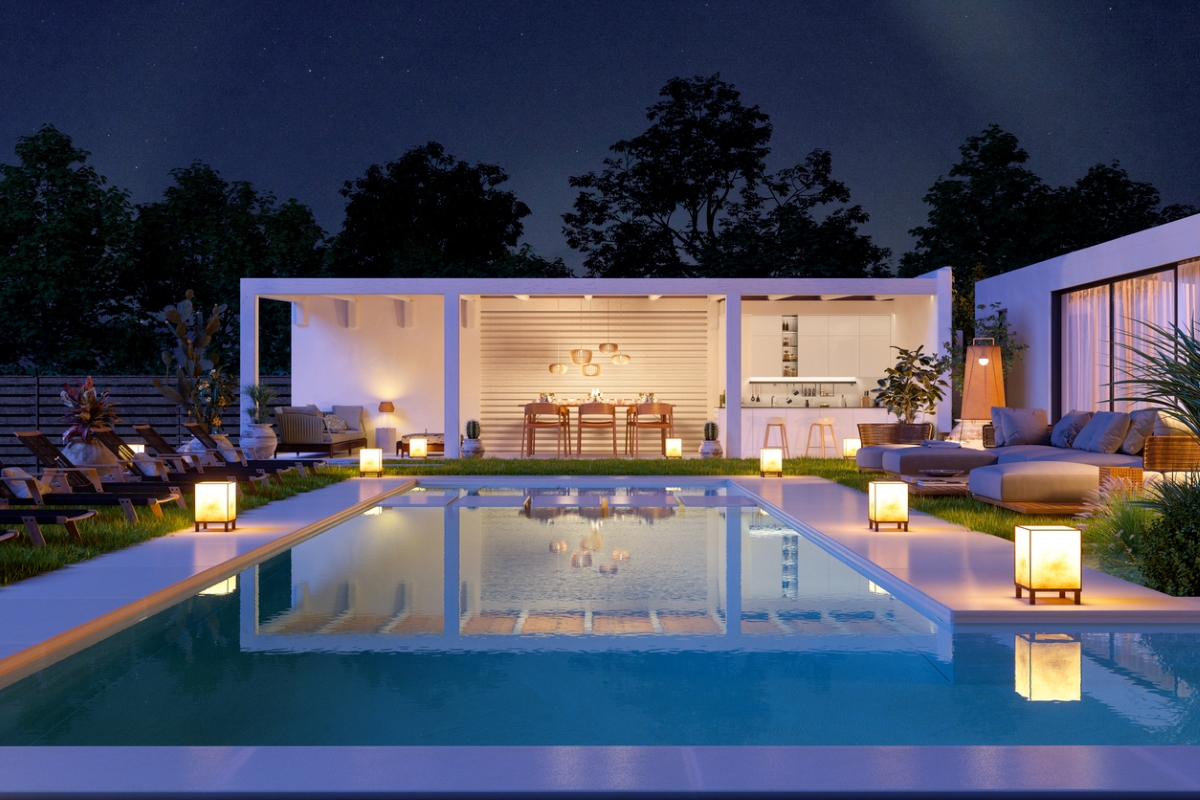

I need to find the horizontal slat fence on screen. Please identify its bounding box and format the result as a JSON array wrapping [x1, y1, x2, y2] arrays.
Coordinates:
[[0, 376, 290, 470]]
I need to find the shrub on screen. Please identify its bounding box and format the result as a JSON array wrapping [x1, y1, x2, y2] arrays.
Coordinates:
[[1077, 476, 1154, 585], [1138, 473, 1200, 597]]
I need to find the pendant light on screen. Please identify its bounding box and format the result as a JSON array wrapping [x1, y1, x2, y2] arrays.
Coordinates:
[[582, 363, 601, 377], [610, 296, 631, 365], [598, 297, 619, 354], [549, 297, 568, 374], [570, 295, 592, 364]]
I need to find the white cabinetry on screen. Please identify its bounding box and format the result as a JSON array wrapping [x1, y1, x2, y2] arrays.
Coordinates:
[[749, 314, 891, 380]]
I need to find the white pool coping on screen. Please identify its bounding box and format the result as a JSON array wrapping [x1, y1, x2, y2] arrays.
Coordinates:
[[1, 473, 1199, 794]]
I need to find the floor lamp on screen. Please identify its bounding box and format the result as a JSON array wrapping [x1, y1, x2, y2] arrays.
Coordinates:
[[959, 338, 1005, 441]]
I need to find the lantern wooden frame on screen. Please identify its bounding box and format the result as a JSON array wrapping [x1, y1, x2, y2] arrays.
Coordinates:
[[194, 481, 238, 532], [868, 480, 909, 531]]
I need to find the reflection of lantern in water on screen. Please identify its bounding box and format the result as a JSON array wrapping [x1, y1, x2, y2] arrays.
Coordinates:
[[599, 563, 618, 575], [570, 550, 593, 568], [580, 523, 605, 552], [1014, 633, 1081, 702], [549, 540, 568, 553], [611, 548, 630, 561]]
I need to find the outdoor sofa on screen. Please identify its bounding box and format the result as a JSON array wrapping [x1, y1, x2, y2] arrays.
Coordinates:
[[274, 405, 368, 457]]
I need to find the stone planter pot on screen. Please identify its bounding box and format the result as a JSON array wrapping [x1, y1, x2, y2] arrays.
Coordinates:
[[698, 440, 723, 459], [181, 432, 238, 463], [240, 423, 278, 459], [62, 438, 118, 468], [461, 438, 485, 459]]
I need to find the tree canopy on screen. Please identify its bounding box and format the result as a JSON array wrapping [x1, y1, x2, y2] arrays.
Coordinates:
[[563, 74, 888, 278]]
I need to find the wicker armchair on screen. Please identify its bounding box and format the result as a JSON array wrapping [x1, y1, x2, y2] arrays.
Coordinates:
[[856, 422, 933, 447]]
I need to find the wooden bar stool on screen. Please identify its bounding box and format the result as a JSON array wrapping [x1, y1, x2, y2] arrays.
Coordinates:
[[763, 416, 791, 459], [804, 417, 837, 458], [521, 402, 569, 458]]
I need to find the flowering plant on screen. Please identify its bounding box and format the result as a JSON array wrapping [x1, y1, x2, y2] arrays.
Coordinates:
[[59, 376, 123, 443], [153, 290, 237, 433], [193, 368, 237, 430]]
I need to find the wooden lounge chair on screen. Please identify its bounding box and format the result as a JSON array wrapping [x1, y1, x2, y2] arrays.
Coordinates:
[[0, 508, 97, 547], [182, 422, 320, 477], [13, 431, 193, 498], [127, 425, 273, 493], [0, 461, 179, 522]]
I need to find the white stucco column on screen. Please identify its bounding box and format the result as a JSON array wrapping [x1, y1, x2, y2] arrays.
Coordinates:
[[238, 282, 259, 434], [724, 293, 742, 458], [936, 267, 954, 435], [443, 292, 461, 458]]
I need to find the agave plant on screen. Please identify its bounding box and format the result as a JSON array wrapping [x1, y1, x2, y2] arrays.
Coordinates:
[[1111, 320, 1200, 439], [152, 290, 237, 433], [59, 376, 123, 443]]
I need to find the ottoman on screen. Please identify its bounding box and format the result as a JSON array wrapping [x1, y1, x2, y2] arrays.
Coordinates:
[[969, 462, 1099, 508], [856, 444, 914, 472], [881, 446, 998, 476]]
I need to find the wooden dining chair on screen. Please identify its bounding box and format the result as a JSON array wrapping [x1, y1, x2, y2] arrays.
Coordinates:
[[631, 402, 674, 457], [577, 402, 617, 456], [521, 402, 569, 457]]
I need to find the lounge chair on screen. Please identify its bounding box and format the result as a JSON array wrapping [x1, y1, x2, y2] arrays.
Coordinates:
[[0, 461, 180, 522], [129, 425, 274, 492], [13, 431, 193, 498], [181, 422, 320, 478], [0, 508, 97, 547]]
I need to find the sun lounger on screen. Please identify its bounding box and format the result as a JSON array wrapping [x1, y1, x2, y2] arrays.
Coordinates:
[[182, 422, 320, 478], [0, 463, 179, 522], [0, 508, 97, 547]]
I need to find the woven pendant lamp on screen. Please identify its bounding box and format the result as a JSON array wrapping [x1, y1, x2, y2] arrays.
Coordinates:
[[571, 295, 592, 364], [598, 298, 619, 353], [549, 297, 569, 374], [612, 353, 631, 365], [582, 363, 601, 377]]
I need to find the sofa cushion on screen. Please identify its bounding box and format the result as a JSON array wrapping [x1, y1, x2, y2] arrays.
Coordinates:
[[1051, 410, 1093, 449], [1121, 409, 1159, 455], [995, 445, 1065, 463], [881, 446, 997, 475], [969, 462, 1099, 503], [1154, 412, 1194, 437], [277, 404, 322, 417], [1026, 449, 1144, 468], [990, 407, 1010, 446], [332, 405, 366, 432], [1073, 411, 1131, 453], [855, 444, 913, 471], [323, 431, 366, 445], [1, 467, 53, 499], [993, 407, 1050, 446]]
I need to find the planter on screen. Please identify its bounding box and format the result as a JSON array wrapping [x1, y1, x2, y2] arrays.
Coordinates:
[[856, 422, 934, 447], [698, 440, 723, 459], [240, 423, 278, 459], [62, 438, 118, 468], [461, 438, 485, 459], [181, 432, 239, 462]]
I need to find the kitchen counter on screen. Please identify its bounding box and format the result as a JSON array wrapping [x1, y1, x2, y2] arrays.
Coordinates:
[[715, 406, 911, 457]]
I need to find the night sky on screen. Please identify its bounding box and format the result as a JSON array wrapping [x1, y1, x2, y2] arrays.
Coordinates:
[[3, 1, 1199, 271]]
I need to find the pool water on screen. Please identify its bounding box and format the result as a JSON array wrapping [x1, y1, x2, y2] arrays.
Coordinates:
[[0, 486, 1197, 746]]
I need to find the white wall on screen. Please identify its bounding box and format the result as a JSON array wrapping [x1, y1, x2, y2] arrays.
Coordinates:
[[976, 213, 1200, 415]]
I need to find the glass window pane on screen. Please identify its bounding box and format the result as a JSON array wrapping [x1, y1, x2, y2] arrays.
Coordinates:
[[1062, 286, 1110, 413], [1112, 270, 1175, 412]]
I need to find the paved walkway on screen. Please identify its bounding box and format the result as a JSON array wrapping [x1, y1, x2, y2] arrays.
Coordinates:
[[735, 475, 1200, 624]]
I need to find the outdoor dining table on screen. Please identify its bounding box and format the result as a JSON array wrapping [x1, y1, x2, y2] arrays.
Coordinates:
[[517, 400, 671, 456]]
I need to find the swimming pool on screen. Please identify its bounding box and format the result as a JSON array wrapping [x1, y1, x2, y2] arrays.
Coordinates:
[[0, 484, 1197, 747]]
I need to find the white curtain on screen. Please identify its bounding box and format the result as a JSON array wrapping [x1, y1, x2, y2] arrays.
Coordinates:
[[1062, 286, 1110, 412], [1112, 271, 1175, 411], [1179, 259, 1200, 336]]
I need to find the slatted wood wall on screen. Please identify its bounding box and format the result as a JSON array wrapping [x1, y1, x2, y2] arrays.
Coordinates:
[[0, 375, 291, 469], [478, 302, 711, 456]]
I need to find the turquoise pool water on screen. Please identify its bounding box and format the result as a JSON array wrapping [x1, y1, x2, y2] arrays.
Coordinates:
[[0, 486, 1197, 746]]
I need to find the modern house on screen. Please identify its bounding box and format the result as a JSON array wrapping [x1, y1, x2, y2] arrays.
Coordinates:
[[239, 271, 952, 457], [976, 213, 1200, 418]]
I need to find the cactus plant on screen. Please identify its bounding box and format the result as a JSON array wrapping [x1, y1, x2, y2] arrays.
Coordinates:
[[466, 419, 481, 439], [704, 421, 719, 441]]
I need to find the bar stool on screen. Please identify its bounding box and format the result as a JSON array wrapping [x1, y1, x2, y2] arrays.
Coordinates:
[[804, 417, 837, 458], [763, 416, 790, 459]]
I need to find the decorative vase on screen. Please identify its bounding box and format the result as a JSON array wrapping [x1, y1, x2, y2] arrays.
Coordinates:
[[461, 438, 484, 459], [240, 423, 278, 459], [698, 440, 723, 459], [62, 438, 119, 468]]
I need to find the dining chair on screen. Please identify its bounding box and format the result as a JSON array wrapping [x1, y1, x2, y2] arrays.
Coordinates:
[[521, 402, 569, 457], [631, 402, 674, 457], [577, 402, 617, 456]]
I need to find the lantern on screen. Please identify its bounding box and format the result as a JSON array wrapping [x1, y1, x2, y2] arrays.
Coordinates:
[[868, 481, 908, 531], [1014, 525, 1082, 604], [760, 447, 783, 477], [194, 481, 237, 532], [359, 448, 384, 476], [665, 438, 683, 459], [199, 576, 237, 595], [129, 443, 146, 454], [1014, 633, 1081, 702], [409, 437, 429, 459], [842, 437, 861, 460]]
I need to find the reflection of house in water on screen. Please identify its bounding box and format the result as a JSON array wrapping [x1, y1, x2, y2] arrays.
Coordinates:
[[1079, 633, 1193, 728]]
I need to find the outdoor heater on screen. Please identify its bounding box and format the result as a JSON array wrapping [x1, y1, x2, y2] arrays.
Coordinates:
[[1014, 633, 1081, 702], [868, 481, 908, 531], [359, 448, 384, 476], [194, 481, 237, 532], [664, 438, 683, 459], [759, 447, 783, 477], [842, 438, 861, 460], [1014, 524, 1082, 604]]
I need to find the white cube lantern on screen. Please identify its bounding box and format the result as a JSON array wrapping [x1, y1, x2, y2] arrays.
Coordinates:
[[760, 447, 784, 477], [129, 443, 146, 454], [409, 437, 429, 459], [868, 481, 908, 531], [359, 448, 384, 477], [1014, 633, 1081, 702], [664, 438, 683, 459], [1014, 524, 1082, 604], [842, 437, 861, 460], [194, 481, 237, 532]]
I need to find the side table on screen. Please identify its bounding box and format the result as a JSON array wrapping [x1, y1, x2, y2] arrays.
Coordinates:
[[375, 426, 397, 454]]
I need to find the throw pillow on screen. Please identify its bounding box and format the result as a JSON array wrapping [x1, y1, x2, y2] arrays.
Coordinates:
[[1, 467, 54, 499], [1154, 412, 1193, 437], [332, 405, 365, 432], [324, 414, 350, 433], [994, 407, 1050, 446], [1072, 411, 1131, 454], [990, 406, 1010, 446], [1051, 410, 1093, 448], [1121, 409, 1159, 455], [132, 452, 162, 478]]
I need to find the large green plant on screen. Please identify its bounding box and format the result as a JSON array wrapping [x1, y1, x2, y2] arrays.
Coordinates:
[[872, 345, 950, 425], [1112, 320, 1200, 439], [152, 290, 236, 433], [1137, 473, 1200, 596]]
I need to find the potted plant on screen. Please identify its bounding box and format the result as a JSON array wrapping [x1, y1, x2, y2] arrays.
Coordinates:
[[871, 345, 949, 434], [699, 421, 723, 458], [241, 383, 279, 459], [462, 419, 484, 458], [59, 376, 122, 466]]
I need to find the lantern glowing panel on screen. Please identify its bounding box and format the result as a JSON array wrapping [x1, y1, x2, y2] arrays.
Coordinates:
[[194, 481, 237, 531], [1014, 525, 1082, 604], [1014, 633, 1081, 702], [359, 448, 384, 476], [868, 481, 908, 531], [129, 443, 146, 454], [199, 576, 238, 596], [842, 437, 861, 459], [409, 437, 429, 459], [759, 447, 783, 477], [664, 438, 683, 459]]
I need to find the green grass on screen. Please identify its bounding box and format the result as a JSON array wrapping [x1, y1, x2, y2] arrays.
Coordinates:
[[0, 467, 357, 586]]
